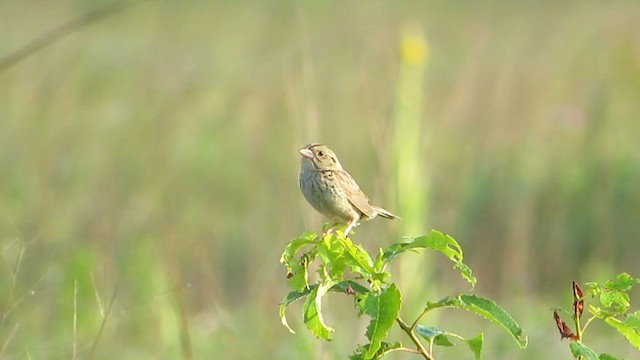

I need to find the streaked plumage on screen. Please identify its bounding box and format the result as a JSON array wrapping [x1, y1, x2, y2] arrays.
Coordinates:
[[298, 143, 400, 235]]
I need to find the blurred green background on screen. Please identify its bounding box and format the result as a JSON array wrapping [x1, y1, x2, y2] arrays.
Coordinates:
[[1, 1, 639, 359]]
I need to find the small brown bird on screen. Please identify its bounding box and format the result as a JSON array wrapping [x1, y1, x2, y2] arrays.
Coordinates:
[[298, 143, 400, 235]]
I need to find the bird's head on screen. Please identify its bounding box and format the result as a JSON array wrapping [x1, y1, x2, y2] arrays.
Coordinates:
[[299, 143, 343, 171]]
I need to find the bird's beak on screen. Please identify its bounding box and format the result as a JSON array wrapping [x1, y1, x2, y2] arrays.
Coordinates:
[[299, 147, 314, 159]]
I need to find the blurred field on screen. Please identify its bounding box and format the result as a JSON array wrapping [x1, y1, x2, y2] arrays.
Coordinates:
[[1, 1, 639, 359]]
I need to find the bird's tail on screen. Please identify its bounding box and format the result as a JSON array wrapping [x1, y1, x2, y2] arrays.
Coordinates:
[[374, 206, 402, 221]]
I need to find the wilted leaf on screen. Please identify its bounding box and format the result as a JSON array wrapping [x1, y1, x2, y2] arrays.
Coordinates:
[[573, 281, 585, 319], [554, 309, 577, 340]]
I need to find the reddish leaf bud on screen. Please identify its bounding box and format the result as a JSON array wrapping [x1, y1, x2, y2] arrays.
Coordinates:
[[572, 281, 585, 318], [554, 310, 578, 340]]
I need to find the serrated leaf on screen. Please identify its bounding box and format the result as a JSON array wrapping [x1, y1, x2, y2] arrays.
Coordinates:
[[464, 333, 483, 360], [281, 232, 318, 291], [606, 273, 637, 291], [303, 281, 337, 340], [380, 230, 476, 287], [570, 342, 599, 360], [317, 233, 347, 280], [600, 289, 630, 313], [281, 232, 317, 263], [360, 284, 402, 359], [458, 294, 527, 348], [423, 294, 527, 348], [338, 235, 375, 276], [604, 316, 640, 350], [349, 341, 403, 360], [587, 273, 639, 314]]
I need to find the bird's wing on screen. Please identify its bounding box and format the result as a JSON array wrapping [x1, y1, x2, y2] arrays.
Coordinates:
[[337, 169, 375, 219]]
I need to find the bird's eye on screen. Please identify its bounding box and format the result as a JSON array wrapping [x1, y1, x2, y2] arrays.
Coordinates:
[[318, 151, 325, 157]]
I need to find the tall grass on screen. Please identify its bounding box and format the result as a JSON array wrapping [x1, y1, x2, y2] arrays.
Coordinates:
[[1, 1, 639, 359]]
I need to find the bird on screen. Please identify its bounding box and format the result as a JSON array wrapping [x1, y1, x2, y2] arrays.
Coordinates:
[[298, 143, 400, 236]]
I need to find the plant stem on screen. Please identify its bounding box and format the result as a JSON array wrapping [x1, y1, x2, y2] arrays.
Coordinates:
[[581, 315, 597, 333], [410, 307, 431, 331], [396, 317, 434, 360], [573, 310, 582, 341]]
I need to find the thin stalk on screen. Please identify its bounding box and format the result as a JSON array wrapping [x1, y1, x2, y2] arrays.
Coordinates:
[[396, 317, 433, 360], [573, 309, 583, 341], [410, 307, 432, 332]]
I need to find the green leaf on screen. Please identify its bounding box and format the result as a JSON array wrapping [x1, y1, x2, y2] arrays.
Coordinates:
[[281, 232, 317, 261], [332, 280, 371, 295], [415, 325, 483, 358], [586, 273, 639, 314], [415, 325, 445, 339], [339, 235, 375, 276], [281, 232, 318, 291], [606, 273, 638, 291], [280, 286, 312, 334], [458, 294, 527, 348], [359, 284, 402, 359], [349, 342, 403, 360], [415, 325, 454, 346], [317, 232, 347, 280], [280, 280, 369, 334], [599, 354, 623, 360], [604, 315, 640, 350], [600, 288, 631, 313], [569, 342, 599, 360], [625, 311, 640, 328], [380, 230, 476, 287], [464, 333, 483, 360], [423, 294, 527, 348], [303, 280, 337, 340], [588, 304, 618, 320], [288, 255, 310, 291]]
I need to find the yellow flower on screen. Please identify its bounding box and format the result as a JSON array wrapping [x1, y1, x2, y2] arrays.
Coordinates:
[[401, 32, 428, 66]]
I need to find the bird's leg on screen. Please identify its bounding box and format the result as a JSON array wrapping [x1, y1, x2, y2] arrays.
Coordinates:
[[321, 223, 337, 237], [344, 219, 358, 237]]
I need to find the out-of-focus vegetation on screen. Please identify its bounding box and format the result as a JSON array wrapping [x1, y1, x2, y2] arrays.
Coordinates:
[[0, 1, 639, 359]]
